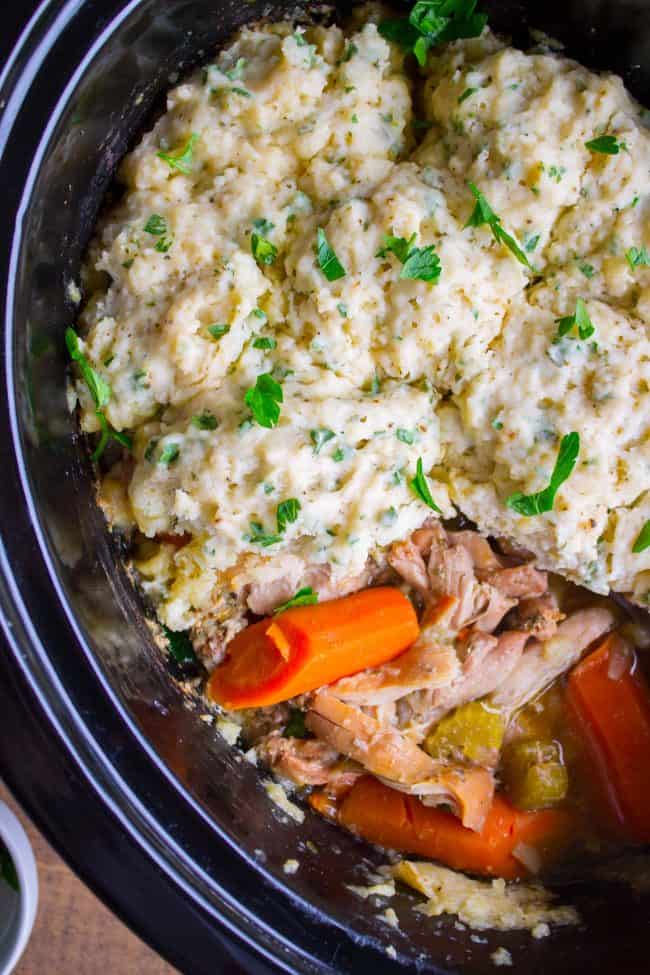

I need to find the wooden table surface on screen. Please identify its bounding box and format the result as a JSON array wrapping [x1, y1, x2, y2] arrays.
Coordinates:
[[0, 780, 177, 975]]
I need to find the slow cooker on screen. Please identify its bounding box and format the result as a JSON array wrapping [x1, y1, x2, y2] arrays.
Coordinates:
[[1, 1, 649, 972]]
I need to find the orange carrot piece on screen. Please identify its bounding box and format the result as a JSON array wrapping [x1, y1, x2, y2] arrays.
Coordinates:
[[207, 587, 419, 709], [337, 776, 574, 879], [308, 790, 341, 823], [566, 633, 650, 842]]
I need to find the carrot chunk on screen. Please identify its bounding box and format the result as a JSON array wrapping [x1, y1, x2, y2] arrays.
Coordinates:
[[337, 776, 574, 879], [208, 587, 419, 709], [566, 633, 650, 842]]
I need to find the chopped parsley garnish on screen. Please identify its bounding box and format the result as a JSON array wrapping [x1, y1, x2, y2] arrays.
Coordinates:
[[341, 42, 358, 63], [626, 245, 650, 269], [506, 432, 580, 516], [458, 86, 478, 103], [191, 410, 218, 430], [524, 233, 540, 253], [316, 228, 346, 281], [66, 328, 110, 408], [224, 57, 246, 81], [157, 133, 199, 174], [376, 232, 441, 282], [252, 308, 267, 320], [465, 182, 533, 269], [252, 217, 274, 236], [379, 0, 487, 67], [163, 625, 198, 666], [578, 262, 595, 278], [274, 587, 319, 615], [409, 457, 441, 512], [282, 708, 311, 737], [554, 298, 595, 341], [632, 521, 650, 554], [159, 442, 180, 465], [252, 336, 277, 350], [277, 497, 301, 533], [144, 212, 173, 252], [251, 233, 277, 266], [247, 521, 282, 547], [230, 86, 251, 98], [244, 373, 283, 428], [65, 327, 132, 460], [311, 428, 336, 454], [585, 134, 625, 155], [396, 428, 415, 444], [332, 447, 346, 462], [144, 214, 167, 236], [337, 302, 348, 318], [207, 323, 230, 341]]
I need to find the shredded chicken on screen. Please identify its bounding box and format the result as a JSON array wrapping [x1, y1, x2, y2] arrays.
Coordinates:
[[331, 596, 460, 705], [247, 564, 372, 616], [505, 592, 564, 642], [306, 691, 494, 830], [398, 629, 529, 739], [257, 732, 362, 790], [490, 607, 616, 714]]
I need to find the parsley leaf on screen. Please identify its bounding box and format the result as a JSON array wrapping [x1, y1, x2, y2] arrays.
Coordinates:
[[377, 233, 416, 264], [245, 372, 283, 428], [247, 521, 282, 547], [252, 217, 275, 236], [626, 246, 650, 269], [632, 521, 650, 554], [251, 233, 277, 266], [283, 708, 311, 738], [310, 428, 336, 454], [409, 457, 442, 512], [274, 588, 319, 615], [224, 57, 247, 81], [458, 86, 478, 103], [466, 182, 533, 269], [252, 336, 277, 350], [316, 228, 346, 281], [554, 298, 594, 342], [402, 245, 442, 281], [157, 133, 199, 174], [144, 214, 167, 236], [163, 625, 198, 666], [66, 327, 111, 409], [159, 442, 180, 465], [506, 432, 580, 516], [585, 134, 624, 155], [379, 0, 487, 67], [191, 410, 218, 430], [396, 428, 415, 444], [277, 497, 301, 533], [524, 233, 540, 253], [376, 232, 441, 282], [207, 323, 230, 340], [65, 327, 132, 460]]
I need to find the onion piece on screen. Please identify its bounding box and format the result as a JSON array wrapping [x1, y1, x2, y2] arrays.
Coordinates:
[[512, 841, 542, 875], [607, 637, 636, 680]]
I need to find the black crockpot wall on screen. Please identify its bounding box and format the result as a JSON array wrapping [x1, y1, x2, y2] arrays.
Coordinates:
[[1, 2, 649, 973]]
